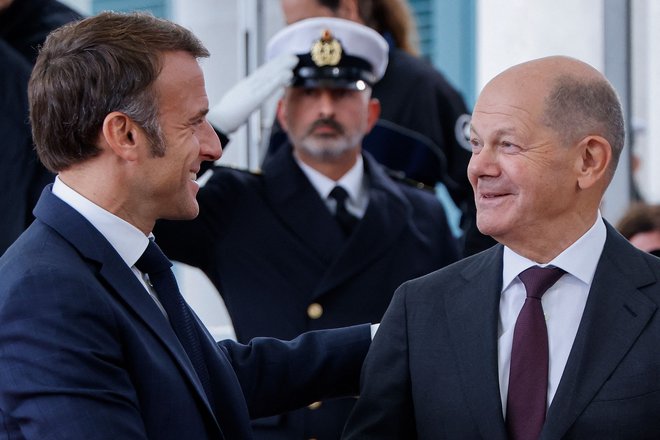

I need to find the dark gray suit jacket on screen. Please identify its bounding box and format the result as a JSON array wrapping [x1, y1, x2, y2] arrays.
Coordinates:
[[343, 223, 660, 439]]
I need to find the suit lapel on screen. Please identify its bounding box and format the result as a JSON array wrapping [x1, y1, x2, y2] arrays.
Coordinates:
[[542, 225, 658, 439], [444, 246, 509, 440], [33, 187, 221, 432], [262, 144, 345, 263]]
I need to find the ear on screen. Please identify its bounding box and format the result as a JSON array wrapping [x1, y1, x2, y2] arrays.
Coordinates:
[[575, 135, 612, 190], [275, 98, 288, 132], [101, 111, 142, 161], [338, 0, 362, 22], [365, 97, 381, 133]]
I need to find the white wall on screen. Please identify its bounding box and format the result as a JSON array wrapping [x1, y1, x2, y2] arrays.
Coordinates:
[[476, 0, 604, 91], [642, 0, 660, 202]]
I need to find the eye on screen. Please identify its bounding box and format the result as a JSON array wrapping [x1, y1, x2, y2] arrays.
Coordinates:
[[501, 141, 521, 152], [469, 138, 483, 153]]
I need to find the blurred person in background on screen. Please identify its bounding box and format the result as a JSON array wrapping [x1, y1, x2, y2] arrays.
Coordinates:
[[0, 0, 81, 255], [272, 0, 496, 255], [156, 17, 460, 440], [617, 203, 660, 256]]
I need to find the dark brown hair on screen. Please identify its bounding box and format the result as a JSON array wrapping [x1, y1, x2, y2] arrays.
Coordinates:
[[29, 11, 209, 172], [616, 203, 660, 239]]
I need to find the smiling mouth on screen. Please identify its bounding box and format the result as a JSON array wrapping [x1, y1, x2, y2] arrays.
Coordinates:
[[479, 192, 511, 201]]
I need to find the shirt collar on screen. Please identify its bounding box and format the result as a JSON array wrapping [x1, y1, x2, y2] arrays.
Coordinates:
[[52, 176, 151, 267], [502, 213, 607, 291], [295, 154, 365, 202]]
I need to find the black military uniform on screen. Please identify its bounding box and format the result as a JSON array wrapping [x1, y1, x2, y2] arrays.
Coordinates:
[[268, 34, 496, 255], [0, 0, 81, 254]]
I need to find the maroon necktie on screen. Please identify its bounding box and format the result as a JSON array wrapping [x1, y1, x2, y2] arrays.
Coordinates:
[[506, 266, 565, 440]]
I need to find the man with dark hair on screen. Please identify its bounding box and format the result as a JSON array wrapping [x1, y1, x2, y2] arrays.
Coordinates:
[[343, 56, 660, 439], [0, 12, 371, 439], [155, 16, 459, 440]]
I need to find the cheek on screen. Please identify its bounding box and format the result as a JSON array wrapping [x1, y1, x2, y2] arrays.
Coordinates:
[[282, 103, 308, 132], [467, 159, 478, 186]]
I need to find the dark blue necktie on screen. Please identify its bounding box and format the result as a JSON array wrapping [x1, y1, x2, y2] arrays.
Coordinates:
[[506, 265, 566, 440], [329, 186, 358, 236], [135, 240, 213, 402]]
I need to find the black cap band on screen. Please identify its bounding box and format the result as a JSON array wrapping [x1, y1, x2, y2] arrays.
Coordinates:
[[292, 53, 376, 88]]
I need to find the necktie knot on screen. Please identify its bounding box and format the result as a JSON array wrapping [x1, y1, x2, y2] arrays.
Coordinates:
[[519, 266, 566, 300], [329, 186, 358, 236], [329, 185, 350, 205], [135, 240, 172, 275]]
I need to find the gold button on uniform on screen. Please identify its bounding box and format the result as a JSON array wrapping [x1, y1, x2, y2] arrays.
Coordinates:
[[307, 303, 323, 319]]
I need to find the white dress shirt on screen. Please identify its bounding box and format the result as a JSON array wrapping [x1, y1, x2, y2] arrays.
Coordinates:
[[294, 154, 369, 218], [498, 215, 607, 415], [52, 176, 167, 316]]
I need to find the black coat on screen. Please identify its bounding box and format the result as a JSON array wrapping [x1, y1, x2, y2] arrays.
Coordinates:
[[156, 146, 460, 439], [0, 0, 81, 255]]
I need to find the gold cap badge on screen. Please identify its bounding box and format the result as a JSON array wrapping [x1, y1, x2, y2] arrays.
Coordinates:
[[310, 29, 342, 67]]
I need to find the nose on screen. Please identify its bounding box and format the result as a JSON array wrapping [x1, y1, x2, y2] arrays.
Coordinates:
[[467, 144, 499, 182], [201, 121, 222, 162], [317, 89, 335, 118]]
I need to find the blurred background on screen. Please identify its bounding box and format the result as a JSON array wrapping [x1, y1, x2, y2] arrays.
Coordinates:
[[56, 0, 660, 338]]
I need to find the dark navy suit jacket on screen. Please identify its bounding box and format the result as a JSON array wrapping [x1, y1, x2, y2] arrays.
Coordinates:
[[155, 146, 459, 439], [0, 186, 371, 440], [344, 223, 660, 439]]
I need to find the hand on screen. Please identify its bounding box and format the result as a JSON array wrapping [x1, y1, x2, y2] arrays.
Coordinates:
[[208, 53, 298, 134]]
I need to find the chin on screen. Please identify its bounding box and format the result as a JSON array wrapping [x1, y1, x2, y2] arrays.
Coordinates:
[[167, 201, 200, 221], [476, 217, 505, 238]]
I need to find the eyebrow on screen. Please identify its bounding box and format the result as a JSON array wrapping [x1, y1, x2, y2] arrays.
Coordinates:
[[186, 108, 209, 124]]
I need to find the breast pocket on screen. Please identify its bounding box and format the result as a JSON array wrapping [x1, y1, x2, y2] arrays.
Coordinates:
[[594, 369, 660, 401]]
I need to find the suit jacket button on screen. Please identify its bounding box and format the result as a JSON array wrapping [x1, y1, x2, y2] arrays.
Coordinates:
[[307, 303, 323, 319]]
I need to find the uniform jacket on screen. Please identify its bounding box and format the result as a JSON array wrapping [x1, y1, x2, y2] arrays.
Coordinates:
[[343, 223, 660, 439], [155, 145, 459, 439], [265, 47, 495, 255], [0, 186, 371, 440]]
